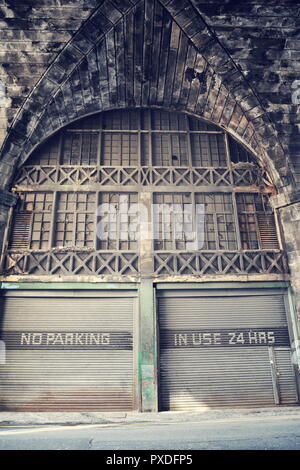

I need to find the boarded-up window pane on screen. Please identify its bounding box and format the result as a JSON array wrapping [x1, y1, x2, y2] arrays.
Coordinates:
[[9, 211, 32, 250]]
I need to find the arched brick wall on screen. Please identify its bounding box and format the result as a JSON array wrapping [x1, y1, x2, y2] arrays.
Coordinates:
[[0, 0, 293, 191]]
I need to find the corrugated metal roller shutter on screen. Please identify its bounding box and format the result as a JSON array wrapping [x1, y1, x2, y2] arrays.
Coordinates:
[[0, 292, 136, 411], [159, 290, 298, 410], [273, 348, 299, 404]]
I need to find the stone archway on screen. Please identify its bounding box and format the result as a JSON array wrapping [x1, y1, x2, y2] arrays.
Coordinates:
[[0, 0, 291, 192]]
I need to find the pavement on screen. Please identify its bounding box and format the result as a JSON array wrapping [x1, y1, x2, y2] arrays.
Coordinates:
[[1, 405, 300, 427]]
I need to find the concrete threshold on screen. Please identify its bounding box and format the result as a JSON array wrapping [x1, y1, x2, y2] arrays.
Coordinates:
[[0, 406, 300, 426]]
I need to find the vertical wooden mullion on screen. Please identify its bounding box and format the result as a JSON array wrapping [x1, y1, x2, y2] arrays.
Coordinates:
[[137, 108, 142, 166], [168, 133, 172, 166], [149, 109, 153, 166], [79, 132, 83, 165], [223, 195, 230, 250], [82, 212, 86, 248], [191, 191, 197, 251], [104, 192, 109, 251], [207, 132, 213, 167], [28, 193, 36, 250], [157, 133, 161, 166], [63, 195, 67, 247], [214, 133, 220, 167], [172, 194, 176, 250], [94, 191, 99, 250], [57, 131, 64, 165], [83, 194, 87, 247], [98, 114, 103, 165], [224, 132, 234, 186], [159, 193, 164, 250], [159, 194, 164, 251], [185, 115, 193, 167], [120, 128, 124, 166], [64, 194, 69, 247], [49, 191, 57, 249], [88, 132, 92, 166], [254, 195, 262, 250], [73, 204, 77, 247], [116, 193, 120, 251], [216, 133, 222, 167], [213, 196, 220, 250], [70, 133, 74, 166], [216, 133, 221, 166], [232, 192, 242, 251], [110, 133, 113, 166]]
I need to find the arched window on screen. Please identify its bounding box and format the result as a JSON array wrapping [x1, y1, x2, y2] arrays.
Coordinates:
[[2, 109, 286, 278]]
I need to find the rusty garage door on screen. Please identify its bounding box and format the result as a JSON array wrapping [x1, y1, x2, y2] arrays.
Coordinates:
[[0, 290, 137, 411], [158, 289, 299, 410]]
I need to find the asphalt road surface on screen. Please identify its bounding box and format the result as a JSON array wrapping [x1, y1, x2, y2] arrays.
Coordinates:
[[0, 414, 300, 450]]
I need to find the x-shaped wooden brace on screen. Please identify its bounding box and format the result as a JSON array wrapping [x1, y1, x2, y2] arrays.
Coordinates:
[[118, 253, 139, 274], [263, 252, 285, 273], [211, 168, 231, 185], [171, 168, 191, 186], [36, 166, 58, 185], [119, 168, 140, 185], [192, 168, 214, 185], [152, 168, 172, 186], [154, 253, 175, 274], [26, 252, 50, 274], [99, 167, 120, 185]]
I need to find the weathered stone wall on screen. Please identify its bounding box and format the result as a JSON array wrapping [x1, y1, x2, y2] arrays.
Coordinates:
[[190, 0, 300, 184], [0, 0, 297, 189], [278, 202, 300, 326], [0, 0, 100, 144], [0, 189, 17, 257], [0, 0, 299, 187]]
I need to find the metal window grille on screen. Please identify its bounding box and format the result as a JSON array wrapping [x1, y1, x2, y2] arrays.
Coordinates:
[[101, 133, 139, 166], [228, 135, 257, 164], [97, 193, 139, 250], [195, 193, 237, 250], [190, 134, 227, 166], [153, 193, 237, 251], [55, 192, 96, 248], [153, 193, 193, 251], [10, 192, 53, 250], [23, 109, 230, 168], [27, 136, 61, 166], [62, 132, 98, 165]]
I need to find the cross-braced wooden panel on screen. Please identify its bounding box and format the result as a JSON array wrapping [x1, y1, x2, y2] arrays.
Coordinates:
[[14, 165, 263, 188], [3, 109, 285, 280], [3, 251, 139, 276], [3, 250, 288, 277], [153, 251, 289, 276]]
